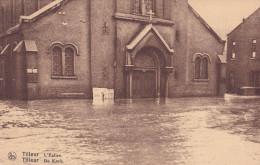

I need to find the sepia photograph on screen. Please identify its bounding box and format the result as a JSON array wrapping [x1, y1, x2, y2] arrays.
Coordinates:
[[0, 0, 260, 164]]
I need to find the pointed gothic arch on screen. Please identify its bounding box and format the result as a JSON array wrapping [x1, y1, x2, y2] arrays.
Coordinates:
[[124, 25, 174, 98]]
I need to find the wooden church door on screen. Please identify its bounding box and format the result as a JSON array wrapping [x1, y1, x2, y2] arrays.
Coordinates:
[[143, 70, 156, 98], [132, 70, 156, 98], [132, 52, 158, 98]]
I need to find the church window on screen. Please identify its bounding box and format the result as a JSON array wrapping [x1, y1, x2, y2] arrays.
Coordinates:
[[52, 47, 62, 76], [144, 0, 155, 13], [252, 39, 256, 58], [64, 48, 74, 76], [133, 0, 141, 13], [51, 43, 77, 78], [195, 57, 201, 79], [133, 0, 155, 15], [201, 57, 208, 79], [193, 54, 210, 80]]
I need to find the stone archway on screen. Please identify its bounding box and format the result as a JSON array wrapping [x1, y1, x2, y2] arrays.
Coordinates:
[[124, 24, 174, 98], [125, 47, 170, 98]]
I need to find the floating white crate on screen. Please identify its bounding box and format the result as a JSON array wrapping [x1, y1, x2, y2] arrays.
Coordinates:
[[93, 88, 114, 104]]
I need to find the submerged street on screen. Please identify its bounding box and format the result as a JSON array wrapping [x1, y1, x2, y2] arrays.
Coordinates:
[[0, 96, 260, 165]]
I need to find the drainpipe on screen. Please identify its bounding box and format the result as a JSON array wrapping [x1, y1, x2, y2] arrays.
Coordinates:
[[114, 0, 118, 98], [89, 0, 92, 99]]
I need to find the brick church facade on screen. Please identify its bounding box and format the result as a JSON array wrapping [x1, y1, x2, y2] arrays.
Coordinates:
[[0, 0, 225, 100]]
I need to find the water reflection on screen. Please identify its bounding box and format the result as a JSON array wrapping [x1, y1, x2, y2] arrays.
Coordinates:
[[0, 96, 259, 165]]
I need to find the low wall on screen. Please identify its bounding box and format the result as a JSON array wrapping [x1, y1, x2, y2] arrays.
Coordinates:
[[238, 87, 260, 96]]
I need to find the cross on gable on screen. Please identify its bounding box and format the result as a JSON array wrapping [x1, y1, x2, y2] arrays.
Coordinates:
[[147, 10, 154, 24]]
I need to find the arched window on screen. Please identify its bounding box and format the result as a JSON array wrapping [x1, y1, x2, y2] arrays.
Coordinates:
[[52, 46, 62, 75], [64, 47, 74, 76], [195, 57, 201, 79], [201, 57, 208, 79], [50, 42, 78, 77], [193, 53, 210, 80]]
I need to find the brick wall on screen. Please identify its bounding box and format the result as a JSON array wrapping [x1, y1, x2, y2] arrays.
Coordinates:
[[90, 0, 116, 92], [0, 0, 226, 99], [168, 3, 225, 97], [22, 0, 92, 99], [227, 8, 260, 93]]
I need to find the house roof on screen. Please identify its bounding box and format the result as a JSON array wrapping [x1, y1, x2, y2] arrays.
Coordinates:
[[13, 41, 23, 52], [20, 0, 65, 23], [126, 24, 174, 54], [1, 0, 225, 48], [228, 7, 260, 36], [0, 44, 9, 55], [13, 40, 38, 52], [218, 55, 227, 64], [188, 4, 225, 44], [24, 40, 38, 52], [0, 0, 66, 38]]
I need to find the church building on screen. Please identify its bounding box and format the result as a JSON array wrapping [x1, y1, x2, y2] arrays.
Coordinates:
[[0, 0, 226, 100]]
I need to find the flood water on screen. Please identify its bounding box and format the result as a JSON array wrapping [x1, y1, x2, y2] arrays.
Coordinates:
[[0, 96, 260, 165]]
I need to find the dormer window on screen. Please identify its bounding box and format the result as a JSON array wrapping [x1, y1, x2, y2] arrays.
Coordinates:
[[133, 0, 156, 15]]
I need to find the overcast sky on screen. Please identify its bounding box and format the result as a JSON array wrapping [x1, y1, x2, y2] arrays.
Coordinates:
[[188, 0, 260, 40]]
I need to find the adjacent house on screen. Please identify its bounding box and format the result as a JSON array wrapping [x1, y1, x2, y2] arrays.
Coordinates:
[[227, 7, 260, 95]]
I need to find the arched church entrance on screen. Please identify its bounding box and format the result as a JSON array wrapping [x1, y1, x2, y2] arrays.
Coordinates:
[[129, 47, 166, 98], [123, 24, 174, 99], [132, 51, 157, 98]]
